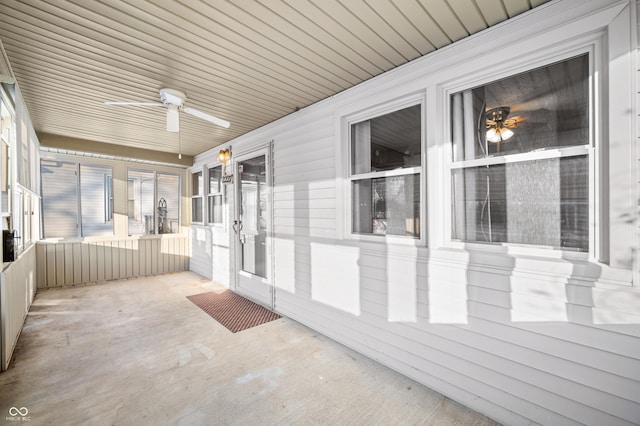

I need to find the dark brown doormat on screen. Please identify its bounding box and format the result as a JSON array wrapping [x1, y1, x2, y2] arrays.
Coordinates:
[[187, 290, 281, 333]]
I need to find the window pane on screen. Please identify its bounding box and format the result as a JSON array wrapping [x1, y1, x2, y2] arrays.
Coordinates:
[[23, 193, 31, 246], [157, 173, 180, 234], [41, 160, 78, 238], [192, 171, 203, 196], [451, 54, 589, 161], [192, 197, 203, 223], [352, 174, 420, 238], [80, 164, 113, 237], [0, 99, 11, 142], [128, 170, 155, 235], [351, 104, 421, 174], [208, 194, 222, 224], [208, 166, 221, 194], [452, 155, 588, 250], [13, 188, 22, 251], [1, 141, 9, 213]]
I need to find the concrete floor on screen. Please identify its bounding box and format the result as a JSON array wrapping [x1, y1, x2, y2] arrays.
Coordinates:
[[1, 272, 500, 425]]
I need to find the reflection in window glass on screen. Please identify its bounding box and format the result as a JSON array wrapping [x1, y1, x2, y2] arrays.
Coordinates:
[[452, 157, 588, 250], [191, 171, 203, 223], [157, 173, 180, 234], [208, 166, 223, 224], [208, 195, 222, 224], [192, 197, 203, 223], [450, 54, 590, 250], [238, 155, 267, 278], [128, 170, 155, 235], [351, 104, 421, 174], [1, 141, 9, 213], [192, 171, 203, 196], [350, 103, 422, 238], [128, 170, 180, 235], [1, 99, 11, 214], [208, 166, 221, 194], [352, 174, 420, 237]]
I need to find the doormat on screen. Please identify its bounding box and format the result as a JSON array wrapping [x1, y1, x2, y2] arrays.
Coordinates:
[[187, 290, 281, 333]]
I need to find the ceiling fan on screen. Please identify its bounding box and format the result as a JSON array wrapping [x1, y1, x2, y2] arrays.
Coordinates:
[[104, 88, 230, 132]]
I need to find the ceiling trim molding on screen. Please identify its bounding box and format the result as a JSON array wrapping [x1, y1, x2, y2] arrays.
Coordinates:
[[37, 132, 193, 166]]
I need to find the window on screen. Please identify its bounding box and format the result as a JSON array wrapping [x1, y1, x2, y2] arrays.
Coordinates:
[[1, 97, 12, 215], [349, 103, 422, 238], [450, 53, 590, 251], [41, 160, 79, 238], [157, 173, 180, 234], [13, 187, 22, 252], [207, 165, 223, 224], [40, 160, 113, 238], [80, 164, 113, 237], [191, 171, 203, 223], [127, 169, 180, 235]]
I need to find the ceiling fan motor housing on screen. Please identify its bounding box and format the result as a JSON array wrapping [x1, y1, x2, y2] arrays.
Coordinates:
[[159, 88, 186, 107]]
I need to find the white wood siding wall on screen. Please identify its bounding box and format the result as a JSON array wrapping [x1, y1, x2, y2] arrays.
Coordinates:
[[187, 160, 232, 286], [0, 244, 36, 370], [636, 0, 640, 285], [35, 236, 189, 289], [193, 2, 639, 425], [190, 225, 232, 285], [190, 226, 213, 280]]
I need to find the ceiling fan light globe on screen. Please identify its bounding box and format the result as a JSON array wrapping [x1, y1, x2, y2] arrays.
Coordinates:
[[487, 128, 501, 143], [500, 128, 514, 140]]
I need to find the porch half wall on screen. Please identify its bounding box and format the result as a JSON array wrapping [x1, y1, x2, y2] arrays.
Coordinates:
[[36, 236, 189, 289]]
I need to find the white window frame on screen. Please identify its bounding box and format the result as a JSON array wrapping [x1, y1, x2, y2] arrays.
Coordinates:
[[339, 93, 427, 244], [206, 163, 224, 226], [127, 168, 182, 236], [104, 174, 113, 223], [12, 186, 22, 253], [191, 170, 204, 224], [0, 93, 13, 218], [439, 39, 605, 262]]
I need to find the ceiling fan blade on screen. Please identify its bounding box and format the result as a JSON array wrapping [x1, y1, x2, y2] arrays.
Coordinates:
[[183, 106, 230, 128], [104, 101, 163, 106], [167, 105, 179, 132]]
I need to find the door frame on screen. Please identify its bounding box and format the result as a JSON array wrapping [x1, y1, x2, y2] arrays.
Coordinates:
[[231, 140, 274, 308]]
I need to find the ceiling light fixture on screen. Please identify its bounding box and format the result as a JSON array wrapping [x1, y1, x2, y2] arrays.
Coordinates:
[[486, 106, 516, 144]]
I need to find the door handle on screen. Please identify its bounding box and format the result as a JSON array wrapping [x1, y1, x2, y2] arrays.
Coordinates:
[[232, 220, 243, 234]]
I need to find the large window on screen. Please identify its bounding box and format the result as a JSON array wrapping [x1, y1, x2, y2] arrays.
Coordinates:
[[191, 171, 203, 223], [349, 103, 422, 238], [40, 160, 113, 238], [207, 165, 223, 224], [450, 53, 590, 251], [128, 169, 180, 235], [1, 96, 12, 215]]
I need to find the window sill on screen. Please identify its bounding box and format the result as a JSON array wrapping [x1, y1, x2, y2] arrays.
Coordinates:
[[344, 232, 425, 246], [431, 242, 632, 287]]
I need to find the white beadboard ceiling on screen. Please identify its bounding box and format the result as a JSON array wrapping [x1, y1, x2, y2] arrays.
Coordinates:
[[0, 0, 549, 158]]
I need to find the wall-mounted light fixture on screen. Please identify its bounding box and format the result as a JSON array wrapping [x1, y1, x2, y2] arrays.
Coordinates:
[[218, 148, 233, 183], [486, 107, 516, 144], [218, 148, 230, 164]]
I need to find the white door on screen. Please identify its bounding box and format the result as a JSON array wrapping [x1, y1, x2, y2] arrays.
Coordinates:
[[233, 147, 272, 307]]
